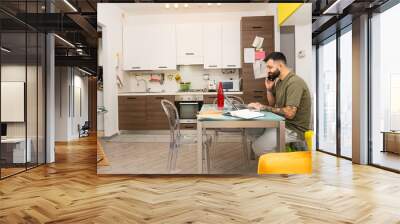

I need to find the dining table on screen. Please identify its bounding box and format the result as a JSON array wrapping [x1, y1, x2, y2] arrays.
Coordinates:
[[196, 104, 286, 174]]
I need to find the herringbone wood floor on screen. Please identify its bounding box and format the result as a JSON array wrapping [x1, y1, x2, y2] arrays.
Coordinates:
[[1, 135, 400, 224]]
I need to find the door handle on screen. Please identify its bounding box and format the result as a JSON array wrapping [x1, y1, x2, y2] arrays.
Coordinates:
[[158, 66, 167, 69], [227, 65, 237, 67], [131, 66, 141, 69], [207, 65, 218, 68], [185, 52, 195, 55]]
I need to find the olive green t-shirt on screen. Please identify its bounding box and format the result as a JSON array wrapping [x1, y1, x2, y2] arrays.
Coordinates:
[[271, 72, 311, 138]]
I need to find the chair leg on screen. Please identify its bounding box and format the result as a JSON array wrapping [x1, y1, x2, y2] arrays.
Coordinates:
[[211, 130, 218, 168], [167, 147, 173, 173], [241, 130, 249, 169], [171, 143, 179, 172]]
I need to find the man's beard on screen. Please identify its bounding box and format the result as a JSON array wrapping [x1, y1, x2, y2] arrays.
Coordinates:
[[268, 69, 280, 81]]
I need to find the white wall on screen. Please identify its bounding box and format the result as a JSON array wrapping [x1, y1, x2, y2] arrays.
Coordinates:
[[54, 67, 89, 141], [98, 4, 123, 137], [120, 66, 239, 93], [97, 37, 104, 131], [281, 4, 313, 92]]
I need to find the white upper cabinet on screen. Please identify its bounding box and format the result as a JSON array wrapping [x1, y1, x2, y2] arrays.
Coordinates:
[[222, 21, 241, 69], [123, 25, 154, 70], [176, 23, 203, 65], [153, 24, 177, 70], [123, 24, 176, 71], [203, 23, 222, 69], [123, 21, 241, 70]]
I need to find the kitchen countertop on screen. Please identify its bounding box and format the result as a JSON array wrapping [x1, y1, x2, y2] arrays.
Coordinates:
[[118, 91, 244, 96]]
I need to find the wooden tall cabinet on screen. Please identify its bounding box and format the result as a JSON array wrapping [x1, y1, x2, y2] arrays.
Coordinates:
[[240, 16, 275, 104]]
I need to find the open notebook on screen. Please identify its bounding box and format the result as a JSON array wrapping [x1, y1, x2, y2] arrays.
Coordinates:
[[224, 109, 264, 119]]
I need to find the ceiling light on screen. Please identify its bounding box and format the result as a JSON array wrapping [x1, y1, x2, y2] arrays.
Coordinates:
[[207, 3, 213, 6], [1, 47, 11, 53], [322, 0, 353, 15], [165, 3, 170, 9], [54, 34, 75, 48], [184, 3, 189, 8], [63, 0, 78, 12], [217, 3, 221, 6], [78, 68, 93, 76], [174, 3, 179, 9]]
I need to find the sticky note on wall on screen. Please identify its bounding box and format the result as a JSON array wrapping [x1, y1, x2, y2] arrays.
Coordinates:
[[255, 51, 266, 60]]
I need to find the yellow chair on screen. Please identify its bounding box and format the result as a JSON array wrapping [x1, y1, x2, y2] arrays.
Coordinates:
[[257, 130, 314, 175]]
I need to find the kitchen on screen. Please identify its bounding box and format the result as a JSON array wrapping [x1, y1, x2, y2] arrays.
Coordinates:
[[97, 3, 312, 174]]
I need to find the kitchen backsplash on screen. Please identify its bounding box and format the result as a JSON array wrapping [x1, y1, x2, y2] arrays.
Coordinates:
[[118, 65, 240, 93]]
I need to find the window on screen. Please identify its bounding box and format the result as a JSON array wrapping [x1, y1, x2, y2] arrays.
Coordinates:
[[370, 3, 400, 171], [317, 36, 337, 155], [339, 28, 352, 158]]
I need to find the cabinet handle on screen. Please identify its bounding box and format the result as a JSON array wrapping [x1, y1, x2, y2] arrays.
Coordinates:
[[132, 66, 141, 69], [183, 125, 194, 128], [252, 26, 263, 29], [253, 90, 264, 93], [155, 97, 164, 100], [127, 97, 137, 100], [254, 96, 263, 99], [207, 65, 218, 68], [158, 66, 167, 69], [227, 65, 237, 67], [185, 52, 195, 55]]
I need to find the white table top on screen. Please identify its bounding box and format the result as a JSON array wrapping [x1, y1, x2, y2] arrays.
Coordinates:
[[118, 91, 243, 96]]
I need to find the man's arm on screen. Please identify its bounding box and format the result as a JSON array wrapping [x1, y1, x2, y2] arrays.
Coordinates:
[[261, 105, 298, 119], [266, 90, 275, 106], [262, 82, 303, 119]]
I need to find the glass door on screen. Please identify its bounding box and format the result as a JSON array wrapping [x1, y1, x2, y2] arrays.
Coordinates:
[[317, 36, 337, 155], [370, 4, 400, 171], [339, 27, 353, 158]]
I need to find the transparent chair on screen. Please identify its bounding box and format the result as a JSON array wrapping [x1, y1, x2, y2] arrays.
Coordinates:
[[161, 99, 212, 173], [211, 96, 249, 168]]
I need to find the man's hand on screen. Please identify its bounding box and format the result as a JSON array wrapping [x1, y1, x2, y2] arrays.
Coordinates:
[[265, 78, 275, 91], [248, 102, 264, 111]]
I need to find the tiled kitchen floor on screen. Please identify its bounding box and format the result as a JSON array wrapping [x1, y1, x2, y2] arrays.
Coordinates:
[[98, 131, 258, 174]]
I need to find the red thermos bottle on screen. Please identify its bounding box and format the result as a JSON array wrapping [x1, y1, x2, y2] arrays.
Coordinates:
[[217, 82, 224, 110]]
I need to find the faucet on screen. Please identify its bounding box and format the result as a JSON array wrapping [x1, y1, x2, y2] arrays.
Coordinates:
[[136, 77, 150, 92]]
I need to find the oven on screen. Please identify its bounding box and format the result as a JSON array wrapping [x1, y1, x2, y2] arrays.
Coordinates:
[[175, 95, 203, 124]]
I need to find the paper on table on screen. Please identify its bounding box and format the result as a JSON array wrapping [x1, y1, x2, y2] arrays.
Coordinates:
[[244, 48, 255, 63], [252, 36, 264, 49], [229, 109, 264, 119], [253, 60, 267, 79]]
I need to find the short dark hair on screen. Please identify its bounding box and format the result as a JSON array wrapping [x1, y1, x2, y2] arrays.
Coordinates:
[[264, 52, 287, 65]]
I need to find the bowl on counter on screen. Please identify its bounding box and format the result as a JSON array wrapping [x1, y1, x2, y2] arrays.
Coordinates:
[[179, 82, 191, 91]]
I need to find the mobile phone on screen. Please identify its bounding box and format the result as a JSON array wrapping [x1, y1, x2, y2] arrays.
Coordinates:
[[266, 75, 277, 81]]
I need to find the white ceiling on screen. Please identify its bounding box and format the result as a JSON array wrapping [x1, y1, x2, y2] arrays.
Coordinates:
[[117, 3, 276, 15]]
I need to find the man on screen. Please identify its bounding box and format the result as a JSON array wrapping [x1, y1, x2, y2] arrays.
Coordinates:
[[248, 52, 311, 156]]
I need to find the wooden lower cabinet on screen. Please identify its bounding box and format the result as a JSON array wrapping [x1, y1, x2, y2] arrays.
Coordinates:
[[146, 95, 174, 130], [118, 96, 147, 130], [118, 95, 174, 130], [180, 123, 197, 130]]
